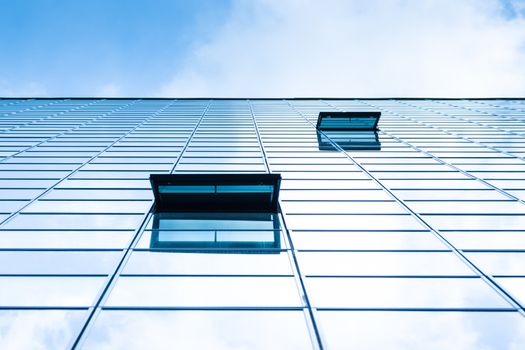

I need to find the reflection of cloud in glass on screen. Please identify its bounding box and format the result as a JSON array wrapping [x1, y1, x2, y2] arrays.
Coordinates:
[[0, 310, 85, 350], [318, 311, 525, 350], [149, 213, 281, 252], [307, 277, 512, 309], [0, 277, 106, 307], [0, 231, 132, 249], [466, 252, 525, 276], [317, 130, 381, 151], [104, 276, 302, 308], [496, 277, 525, 307], [298, 251, 474, 276], [82, 310, 313, 350]]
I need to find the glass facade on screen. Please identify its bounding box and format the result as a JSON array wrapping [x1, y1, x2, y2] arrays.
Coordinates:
[[0, 98, 524, 349]]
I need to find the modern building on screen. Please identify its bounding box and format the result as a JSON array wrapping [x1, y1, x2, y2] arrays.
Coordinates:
[[0, 98, 524, 349]]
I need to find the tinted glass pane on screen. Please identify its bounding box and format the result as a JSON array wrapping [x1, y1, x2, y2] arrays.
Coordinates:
[[318, 311, 525, 350], [306, 277, 511, 309], [290, 231, 446, 250], [82, 310, 314, 350], [0, 276, 105, 307], [122, 251, 293, 275], [0, 231, 132, 249], [105, 276, 303, 307], [298, 252, 474, 276], [0, 251, 121, 275], [0, 310, 87, 350]]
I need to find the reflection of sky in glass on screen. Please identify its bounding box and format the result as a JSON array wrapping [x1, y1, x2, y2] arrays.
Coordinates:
[[0, 310, 86, 350], [148, 212, 281, 251], [0, 277, 106, 307], [82, 310, 313, 350], [122, 251, 293, 275], [317, 130, 381, 151], [307, 277, 512, 309], [105, 276, 303, 308], [318, 311, 525, 350], [0, 99, 524, 348]]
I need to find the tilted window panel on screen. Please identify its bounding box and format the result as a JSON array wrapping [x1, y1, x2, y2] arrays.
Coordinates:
[[317, 111, 381, 131], [150, 173, 281, 213]]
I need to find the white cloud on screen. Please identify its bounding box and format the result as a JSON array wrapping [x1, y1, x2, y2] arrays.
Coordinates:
[[0, 79, 47, 97], [96, 83, 122, 97], [159, 0, 525, 97]]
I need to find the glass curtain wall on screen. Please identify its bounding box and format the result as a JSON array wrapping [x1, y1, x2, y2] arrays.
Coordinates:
[[0, 99, 524, 349]]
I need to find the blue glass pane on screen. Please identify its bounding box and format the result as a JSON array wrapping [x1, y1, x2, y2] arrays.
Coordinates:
[[159, 185, 215, 193], [216, 185, 274, 193], [320, 117, 377, 129]]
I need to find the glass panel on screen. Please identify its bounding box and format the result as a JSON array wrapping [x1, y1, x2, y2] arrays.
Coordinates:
[[0, 310, 87, 350], [105, 276, 303, 308], [298, 252, 474, 276], [0, 251, 121, 275], [443, 231, 525, 250], [159, 185, 215, 193], [0, 189, 45, 200], [41, 189, 153, 200], [280, 190, 393, 201], [381, 180, 488, 190], [150, 213, 278, 231], [465, 253, 525, 276], [1, 214, 144, 230], [495, 277, 525, 305], [407, 201, 525, 214], [280, 201, 407, 214], [317, 112, 379, 131], [280, 180, 378, 190], [217, 185, 274, 193], [318, 131, 381, 150], [306, 277, 512, 309], [0, 276, 105, 307], [136, 230, 287, 250], [22, 200, 152, 214], [82, 310, 314, 350], [317, 311, 525, 350], [290, 231, 447, 251], [0, 231, 133, 249], [394, 190, 509, 201], [122, 251, 293, 275], [284, 215, 426, 231], [422, 215, 525, 231], [0, 201, 30, 213]]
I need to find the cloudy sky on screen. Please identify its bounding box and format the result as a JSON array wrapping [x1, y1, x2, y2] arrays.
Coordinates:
[[1, 0, 524, 97]]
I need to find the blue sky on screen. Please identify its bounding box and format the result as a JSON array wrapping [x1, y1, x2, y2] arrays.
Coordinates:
[[1, 0, 524, 97]]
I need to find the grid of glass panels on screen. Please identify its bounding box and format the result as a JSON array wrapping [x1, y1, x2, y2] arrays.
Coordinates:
[[0, 98, 524, 349]]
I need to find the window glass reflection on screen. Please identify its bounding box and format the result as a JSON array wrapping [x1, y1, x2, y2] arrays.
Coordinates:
[[0, 276, 105, 307], [0, 231, 132, 249], [105, 276, 303, 308], [123, 250, 293, 275], [317, 130, 381, 151], [0, 251, 121, 275], [82, 310, 313, 350], [0, 310, 86, 350], [298, 252, 474, 276], [147, 213, 281, 252], [306, 277, 512, 309], [318, 311, 525, 350]]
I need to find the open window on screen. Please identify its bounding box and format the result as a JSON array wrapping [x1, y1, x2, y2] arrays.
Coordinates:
[[316, 111, 381, 150], [317, 130, 381, 151], [148, 173, 282, 253], [150, 173, 281, 213], [317, 111, 381, 131]]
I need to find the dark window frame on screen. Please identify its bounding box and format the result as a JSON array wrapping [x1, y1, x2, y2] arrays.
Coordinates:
[[317, 111, 381, 131], [150, 173, 282, 213]]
